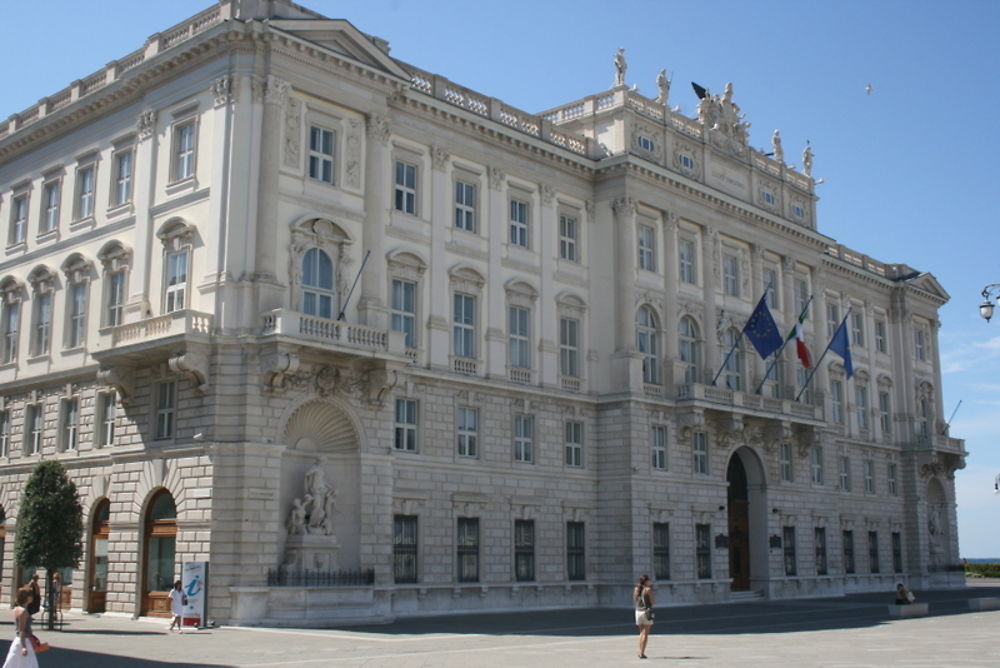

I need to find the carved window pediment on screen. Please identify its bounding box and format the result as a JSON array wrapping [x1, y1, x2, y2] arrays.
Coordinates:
[[61, 253, 94, 284], [448, 265, 485, 294], [27, 265, 57, 293], [98, 241, 133, 273], [0, 276, 25, 303], [156, 218, 197, 250]]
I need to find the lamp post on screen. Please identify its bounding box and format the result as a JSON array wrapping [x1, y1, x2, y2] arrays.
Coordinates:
[[978, 284, 1000, 323]]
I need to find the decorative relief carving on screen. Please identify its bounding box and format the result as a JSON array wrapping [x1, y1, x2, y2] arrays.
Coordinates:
[[487, 166, 505, 190], [262, 352, 300, 393], [137, 110, 157, 139], [366, 113, 390, 145], [612, 196, 637, 218], [430, 145, 449, 171], [344, 118, 362, 188], [540, 184, 555, 206], [212, 75, 235, 107], [257, 74, 290, 106], [283, 96, 301, 169]]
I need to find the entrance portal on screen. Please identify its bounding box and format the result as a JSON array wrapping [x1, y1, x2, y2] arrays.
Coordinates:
[[727, 455, 750, 590]]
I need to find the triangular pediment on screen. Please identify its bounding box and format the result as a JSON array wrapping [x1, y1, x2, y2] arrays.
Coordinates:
[[269, 19, 411, 81], [911, 272, 950, 301]]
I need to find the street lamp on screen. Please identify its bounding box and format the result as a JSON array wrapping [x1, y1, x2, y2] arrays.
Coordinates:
[[979, 284, 1000, 323]]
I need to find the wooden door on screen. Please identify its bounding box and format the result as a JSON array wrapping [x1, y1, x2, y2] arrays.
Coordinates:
[[728, 499, 750, 590]]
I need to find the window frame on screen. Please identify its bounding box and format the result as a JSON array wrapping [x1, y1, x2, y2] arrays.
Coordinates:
[[566, 521, 586, 581], [452, 292, 477, 359], [456, 517, 480, 583], [97, 392, 117, 447], [0, 409, 10, 458], [41, 179, 60, 235], [60, 397, 80, 452], [559, 316, 580, 379], [308, 125, 336, 185], [863, 459, 876, 494], [651, 424, 667, 471], [508, 305, 531, 369], [66, 279, 88, 349], [390, 278, 417, 349], [393, 398, 418, 452], [695, 523, 712, 579], [851, 312, 865, 348], [394, 160, 418, 215], [514, 414, 534, 464], [831, 378, 844, 424], [855, 384, 869, 429], [301, 247, 336, 320], [514, 519, 535, 582], [1, 297, 21, 364], [31, 291, 53, 357], [564, 420, 584, 468], [779, 443, 793, 482], [637, 224, 656, 272], [875, 319, 888, 354], [456, 406, 478, 458], [111, 146, 135, 207], [723, 253, 739, 297], [693, 430, 708, 475], [653, 522, 670, 580], [164, 248, 189, 314], [843, 529, 855, 574], [393, 514, 418, 584], [509, 197, 529, 248], [9, 192, 28, 246], [839, 456, 851, 492], [815, 527, 828, 575], [636, 306, 661, 385], [679, 316, 700, 384], [678, 237, 697, 284], [171, 117, 198, 183], [811, 446, 824, 485], [26, 403, 43, 455], [558, 213, 578, 262], [154, 380, 177, 441], [887, 462, 898, 496], [783, 526, 797, 576], [454, 180, 476, 232]]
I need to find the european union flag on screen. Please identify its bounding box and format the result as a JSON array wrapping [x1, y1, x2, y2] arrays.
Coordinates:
[[742, 295, 783, 360], [829, 318, 854, 378]]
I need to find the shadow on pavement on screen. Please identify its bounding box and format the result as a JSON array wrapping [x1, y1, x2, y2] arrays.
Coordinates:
[[0, 645, 228, 668]]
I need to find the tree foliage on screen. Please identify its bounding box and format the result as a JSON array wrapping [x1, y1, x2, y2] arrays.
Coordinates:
[[14, 460, 84, 575]]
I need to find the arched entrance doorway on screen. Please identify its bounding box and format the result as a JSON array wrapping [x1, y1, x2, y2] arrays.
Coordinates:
[[726, 447, 767, 592], [141, 490, 177, 616], [87, 499, 110, 612]]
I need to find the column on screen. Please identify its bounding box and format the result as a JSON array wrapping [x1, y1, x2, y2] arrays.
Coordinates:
[[662, 212, 680, 389], [126, 109, 158, 323], [702, 226, 720, 381], [358, 112, 391, 329], [781, 255, 797, 397], [251, 74, 288, 311], [537, 184, 558, 387], [485, 167, 507, 378], [611, 197, 639, 391]]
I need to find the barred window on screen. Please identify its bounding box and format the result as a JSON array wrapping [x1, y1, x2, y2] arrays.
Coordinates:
[[514, 519, 535, 581], [393, 515, 417, 583], [457, 518, 479, 582], [566, 521, 585, 580], [653, 522, 670, 580]]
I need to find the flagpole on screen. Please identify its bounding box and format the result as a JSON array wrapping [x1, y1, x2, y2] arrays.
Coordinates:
[[711, 283, 776, 388], [794, 309, 852, 403], [755, 295, 814, 395]]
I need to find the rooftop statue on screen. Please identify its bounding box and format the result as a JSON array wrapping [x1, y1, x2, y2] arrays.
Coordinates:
[[696, 82, 750, 149], [771, 130, 784, 163], [656, 69, 671, 106], [802, 142, 814, 177], [614, 48, 627, 87]]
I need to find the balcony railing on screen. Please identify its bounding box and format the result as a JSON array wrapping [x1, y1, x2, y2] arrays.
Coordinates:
[[676, 382, 823, 422], [103, 309, 213, 348], [451, 356, 478, 376], [260, 309, 402, 355]]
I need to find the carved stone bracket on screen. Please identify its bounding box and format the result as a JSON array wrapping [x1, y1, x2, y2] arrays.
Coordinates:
[[96, 366, 135, 406], [262, 351, 300, 393], [168, 350, 210, 395], [212, 75, 236, 107]]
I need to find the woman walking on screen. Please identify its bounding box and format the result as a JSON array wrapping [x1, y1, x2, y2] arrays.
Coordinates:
[[633, 575, 654, 659], [167, 580, 185, 632], [3, 587, 38, 668]]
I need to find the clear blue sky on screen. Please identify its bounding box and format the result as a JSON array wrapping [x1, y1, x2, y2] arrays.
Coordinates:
[[2, 1, 998, 557]]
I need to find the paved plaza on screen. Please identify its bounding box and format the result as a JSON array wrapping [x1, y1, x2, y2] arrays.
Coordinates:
[[4, 582, 999, 667]]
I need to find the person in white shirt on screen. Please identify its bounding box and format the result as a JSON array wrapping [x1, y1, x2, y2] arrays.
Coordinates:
[[167, 580, 185, 632]]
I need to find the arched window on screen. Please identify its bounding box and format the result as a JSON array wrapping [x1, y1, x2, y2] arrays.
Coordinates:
[[723, 328, 744, 391], [88, 499, 110, 613], [636, 306, 660, 385], [301, 248, 335, 318], [142, 490, 177, 617], [679, 316, 699, 384]]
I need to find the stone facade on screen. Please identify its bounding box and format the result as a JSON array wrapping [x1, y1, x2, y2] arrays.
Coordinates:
[[0, 0, 965, 625]]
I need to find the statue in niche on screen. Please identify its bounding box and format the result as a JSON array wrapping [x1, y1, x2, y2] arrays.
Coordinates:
[[614, 48, 627, 87], [286, 458, 338, 537], [771, 130, 784, 163], [286, 498, 307, 535], [656, 69, 671, 105], [802, 142, 814, 177]]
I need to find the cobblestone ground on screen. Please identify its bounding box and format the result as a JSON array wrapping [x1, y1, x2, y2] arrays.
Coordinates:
[[6, 582, 999, 667]]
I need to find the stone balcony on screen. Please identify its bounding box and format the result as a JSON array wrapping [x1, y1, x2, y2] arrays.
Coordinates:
[[675, 382, 825, 425], [92, 309, 214, 365], [259, 309, 406, 360]]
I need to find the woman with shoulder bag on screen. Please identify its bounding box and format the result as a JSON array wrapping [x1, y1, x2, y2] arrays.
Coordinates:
[[3, 587, 39, 668], [633, 574, 655, 659]]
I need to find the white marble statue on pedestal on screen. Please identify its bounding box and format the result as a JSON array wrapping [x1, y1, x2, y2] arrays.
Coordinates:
[[614, 48, 627, 87], [286, 459, 338, 538]]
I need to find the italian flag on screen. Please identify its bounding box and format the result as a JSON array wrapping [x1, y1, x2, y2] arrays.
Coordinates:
[[786, 315, 811, 368]]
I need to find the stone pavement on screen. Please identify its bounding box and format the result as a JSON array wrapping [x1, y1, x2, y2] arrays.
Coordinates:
[[5, 582, 999, 667]]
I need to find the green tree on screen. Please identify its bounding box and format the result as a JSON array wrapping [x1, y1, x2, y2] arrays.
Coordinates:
[[14, 460, 84, 630]]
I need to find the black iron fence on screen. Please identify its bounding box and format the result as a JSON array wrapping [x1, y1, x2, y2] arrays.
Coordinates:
[[267, 568, 375, 587]]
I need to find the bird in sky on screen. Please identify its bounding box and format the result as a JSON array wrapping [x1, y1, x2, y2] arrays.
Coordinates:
[[865, 83, 874, 95]]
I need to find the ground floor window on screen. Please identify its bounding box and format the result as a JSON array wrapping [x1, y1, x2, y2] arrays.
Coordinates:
[[457, 518, 479, 583], [891, 532, 903, 573], [814, 527, 828, 576], [653, 522, 670, 580], [696, 524, 712, 579], [514, 520, 534, 582], [842, 530, 855, 574], [566, 521, 585, 580], [393, 515, 418, 584], [783, 526, 797, 576]]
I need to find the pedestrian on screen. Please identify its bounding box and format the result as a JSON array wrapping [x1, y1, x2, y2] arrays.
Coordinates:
[[895, 582, 915, 604], [3, 587, 38, 668], [24, 575, 40, 638], [633, 574, 655, 659], [167, 580, 185, 632]]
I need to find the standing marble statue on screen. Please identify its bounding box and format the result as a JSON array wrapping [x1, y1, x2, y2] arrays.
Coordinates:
[[655, 69, 671, 105], [287, 498, 307, 535], [771, 130, 784, 163], [614, 48, 627, 87], [303, 459, 331, 532], [802, 142, 814, 177]]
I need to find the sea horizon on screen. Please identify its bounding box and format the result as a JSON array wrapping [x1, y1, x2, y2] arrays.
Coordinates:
[[964, 558, 1000, 563]]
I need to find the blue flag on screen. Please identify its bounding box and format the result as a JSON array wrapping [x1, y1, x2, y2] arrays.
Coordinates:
[[742, 295, 783, 360], [829, 318, 854, 378]]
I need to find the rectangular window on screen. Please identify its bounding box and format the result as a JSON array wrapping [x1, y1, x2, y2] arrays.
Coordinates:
[[566, 521, 585, 580], [76, 165, 95, 219], [887, 462, 898, 496], [855, 385, 869, 429], [394, 399, 417, 452], [68, 282, 87, 348], [795, 278, 810, 316], [783, 526, 797, 576], [565, 420, 583, 467], [651, 425, 667, 470], [891, 532, 903, 573], [454, 181, 476, 231], [696, 523, 712, 579], [457, 407, 478, 458], [868, 531, 880, 573], [113, 149, 134, 206], [723, 254, 739, 297], [559, 317, 580, 378], [27, 404, 43, 455], [514, 414, 533, 463], [826, 301, 840, 338], [843, 530, 855, 574], [779, 443, 793, 482], [679, 238, 696, 284], [173, 121, 196, 181], [763, 268, 778, 308], [638, 225, 656, 271], [508, 306, 530, 369], [33, 292, 53, 355], [457, 518, 479, 582], [393, 515, 418, 583], [453, 293, 476, 359], [879, 391, 892, 435], [811, 446, 824, 485], [107, 271, 126, 328], [863, 459, 876, 494], [0, 410, 9, 458], [831, 379, 844, 424], [653, 522, 670, 580], [514, 519, 535, 581], [914, 329, 926, 361], [308, 126, 335, 184], [875, 319, 887, 354], [154, 380, 176, 440], [61, 398, 79, 451], [559, 214, 577, 262], [2, 301, 19, 363], [839, 456, 851, 491], [42, 181, 60, 234], [10, 194, 28, 245], [815, 527, 828, 575], [394, 161, 417, 214], [390, 279, 416, 348], [851, 312, 865, 348], [693, 431, 708, 475], [165, 250, 188, 313], [509, 198, 529, 248], [98, 393, 116, 447]]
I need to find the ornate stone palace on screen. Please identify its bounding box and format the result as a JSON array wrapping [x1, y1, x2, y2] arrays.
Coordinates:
[[0, 0, 964, 625]]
